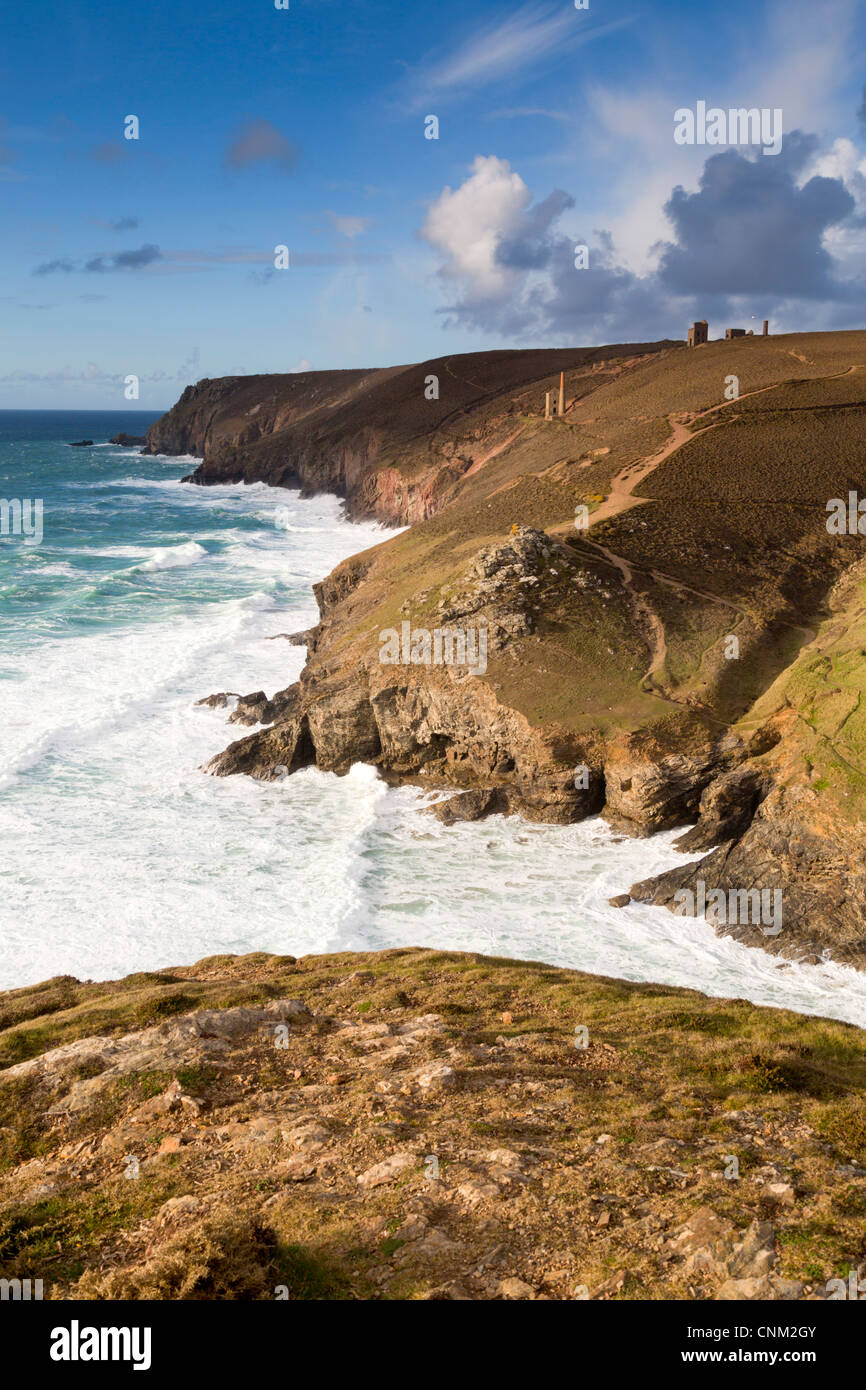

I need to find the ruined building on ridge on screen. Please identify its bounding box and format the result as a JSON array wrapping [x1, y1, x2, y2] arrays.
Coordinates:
[[688, 319, 769, 346], [687, 320, 709, 347]]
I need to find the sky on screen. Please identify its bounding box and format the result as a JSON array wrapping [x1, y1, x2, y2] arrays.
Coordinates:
[[2, 0, 866, 409]]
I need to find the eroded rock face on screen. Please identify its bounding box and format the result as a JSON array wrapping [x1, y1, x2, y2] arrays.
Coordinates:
[[673, 763, 769, 853], [205, 528, 607, 823], [630, 780, 866, 968], [145, 346, 674, 524], [207, 660, 599, 822], [626, 697, 866, 969], [601, 738, 740, 836]]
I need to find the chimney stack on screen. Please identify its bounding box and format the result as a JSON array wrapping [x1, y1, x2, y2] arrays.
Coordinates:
[[559, 371, 565, 416], [762, 319, 769, 336], [545, 391, 552, 420]]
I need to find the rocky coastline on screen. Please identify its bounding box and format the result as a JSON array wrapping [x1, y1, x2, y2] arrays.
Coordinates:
[[144, 334, 866, 969]]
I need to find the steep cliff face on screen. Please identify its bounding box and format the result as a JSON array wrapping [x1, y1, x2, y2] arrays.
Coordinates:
[[145, 344, 679, 524], [631, 558, 866, 969], [161, 332, 866, 965]]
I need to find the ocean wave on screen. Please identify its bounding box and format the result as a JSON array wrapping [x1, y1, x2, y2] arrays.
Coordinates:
[[135, 540, 208, 572], [134, 452, 203, 464], [0, 585, 299, 790]]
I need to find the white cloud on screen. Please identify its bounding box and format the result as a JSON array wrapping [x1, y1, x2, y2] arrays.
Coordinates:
[[804, 138, 866, 276], [571, 0, 864, 275], [421, 155, 531, 300], [486, 107, 570, 123], [806, 137, 866, 192]]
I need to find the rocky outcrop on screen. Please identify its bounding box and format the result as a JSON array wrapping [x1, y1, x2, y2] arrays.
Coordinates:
[[630, 771, 866, 968], [205, 528, 610, 823], [109, 432, 147, 446], [2, 947, 862, 1301], [601, 735, 743, 836], [428, 788, 511, 824]]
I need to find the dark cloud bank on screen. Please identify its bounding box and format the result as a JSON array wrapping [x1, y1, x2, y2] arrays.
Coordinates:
[[429, 132, 865, 342]]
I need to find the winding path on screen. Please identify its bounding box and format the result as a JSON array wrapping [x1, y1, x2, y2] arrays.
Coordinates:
[[555, 366, 863, 711]]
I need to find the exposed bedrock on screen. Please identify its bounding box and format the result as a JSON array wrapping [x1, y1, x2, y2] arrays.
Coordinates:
[[630, 778, 866, 970], [600, 735, 745, 837], [628, 703, 866, 969], [203, 656, 866, 967], [206, 665, 603, 824]]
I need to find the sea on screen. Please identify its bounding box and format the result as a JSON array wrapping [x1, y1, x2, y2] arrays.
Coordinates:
[[2, 409, 865, 1027]]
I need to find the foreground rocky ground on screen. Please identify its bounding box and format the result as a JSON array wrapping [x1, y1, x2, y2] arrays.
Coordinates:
[[1, 949, 864, 1300]]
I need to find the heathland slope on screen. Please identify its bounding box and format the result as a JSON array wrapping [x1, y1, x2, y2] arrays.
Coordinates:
[[2, 948, 864, 1301], [152, 332, 866, 964], [145, 343, 679, 524]]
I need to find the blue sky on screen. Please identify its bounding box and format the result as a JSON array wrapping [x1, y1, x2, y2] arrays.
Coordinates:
[[2, 0, 866, 408]]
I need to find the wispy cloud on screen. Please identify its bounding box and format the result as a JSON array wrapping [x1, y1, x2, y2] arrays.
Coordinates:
[[33, 245, 163, 275], [32, 258, 76, 276], [486, 106, 570, 122], [327, 212, 373, 239], [404, 4, 633, 107], [222, 120, 299, 173], [88, 142, 130, 165], [33, 243, 390, 280], [0, 363, 190, 385], [165, 248, 271, 266], [85, 244, 162, 272], [1, 297, 55, 311], [249, 249, 389, 285]]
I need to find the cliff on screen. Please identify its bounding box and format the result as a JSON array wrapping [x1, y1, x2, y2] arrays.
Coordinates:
[[153, 332, 866, 966], [144, 344, 679, 525]]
